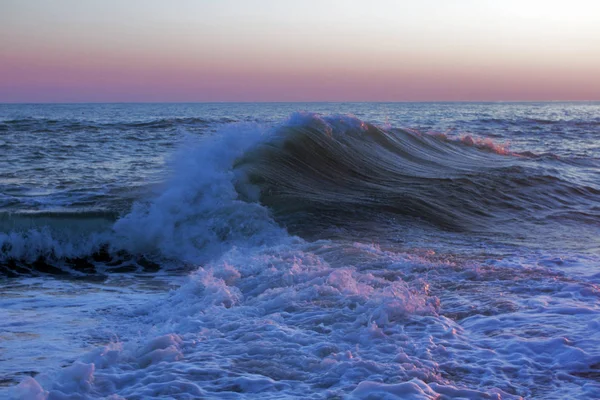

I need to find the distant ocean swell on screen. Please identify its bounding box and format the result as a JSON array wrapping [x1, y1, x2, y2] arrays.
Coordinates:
[[1, 112, 599, 274], [0, 116, 239, 132]]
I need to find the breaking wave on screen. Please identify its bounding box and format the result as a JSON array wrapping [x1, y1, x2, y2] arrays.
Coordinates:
[[2, 113, 599, 273]]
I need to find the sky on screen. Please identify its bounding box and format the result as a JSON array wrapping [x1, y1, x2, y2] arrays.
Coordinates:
[[1, 0, 599, 102]]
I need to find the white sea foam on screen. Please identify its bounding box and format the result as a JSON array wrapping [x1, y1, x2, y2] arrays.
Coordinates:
[[112, 123, 284, 263], [12, 236, 600, 399]]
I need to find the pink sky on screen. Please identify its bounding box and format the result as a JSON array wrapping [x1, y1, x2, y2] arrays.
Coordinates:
[[1, 0, 599, 102]]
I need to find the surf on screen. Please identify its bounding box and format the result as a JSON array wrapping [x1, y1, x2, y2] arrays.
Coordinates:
[[2, 112, 599, 274]]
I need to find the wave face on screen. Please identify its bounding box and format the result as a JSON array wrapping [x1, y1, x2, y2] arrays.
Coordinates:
[[235, 113, 600, 236]]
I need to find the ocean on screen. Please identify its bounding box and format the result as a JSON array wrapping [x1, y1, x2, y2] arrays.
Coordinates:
[[1, 102, 599, 399]]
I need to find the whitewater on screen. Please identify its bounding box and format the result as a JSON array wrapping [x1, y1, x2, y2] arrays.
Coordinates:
[[1, 102, 600, 399]]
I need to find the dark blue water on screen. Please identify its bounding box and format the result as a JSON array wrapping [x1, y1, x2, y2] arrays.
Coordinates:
[[1, 103, 600, 399]]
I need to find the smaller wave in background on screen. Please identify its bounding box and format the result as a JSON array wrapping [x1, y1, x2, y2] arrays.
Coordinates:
[[0, 117, 230, 133]]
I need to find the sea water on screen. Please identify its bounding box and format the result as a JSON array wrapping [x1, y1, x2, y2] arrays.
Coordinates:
[[1, 102, 599, 399]]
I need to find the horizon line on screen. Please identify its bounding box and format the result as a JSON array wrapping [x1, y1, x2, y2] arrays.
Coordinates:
[[1, 100, 600, 105]]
